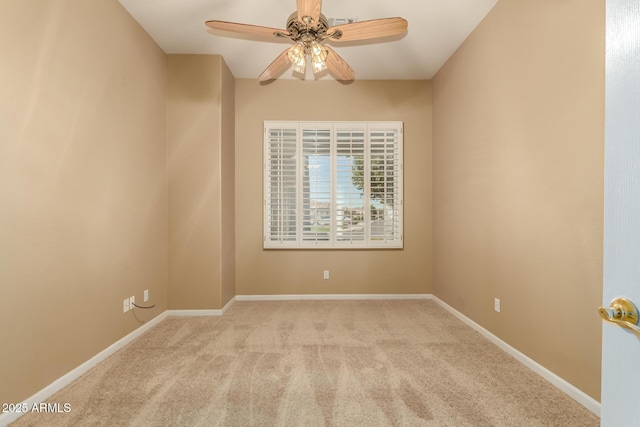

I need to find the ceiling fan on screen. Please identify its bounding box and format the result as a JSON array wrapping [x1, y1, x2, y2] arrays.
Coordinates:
[[205, 0, 408, 82]]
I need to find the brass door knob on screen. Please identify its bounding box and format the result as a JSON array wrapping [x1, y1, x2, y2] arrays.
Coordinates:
[[599, 297, 640, 336]]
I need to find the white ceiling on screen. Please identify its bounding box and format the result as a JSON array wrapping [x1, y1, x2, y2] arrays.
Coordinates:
[[118, 0, 498, 81]]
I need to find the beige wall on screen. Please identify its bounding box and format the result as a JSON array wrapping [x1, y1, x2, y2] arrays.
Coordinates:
[[235, 80, 432, 295], [0, 0, 168, 404], [432, 0, 604, 399], [167, 55, 235, 309], [221, 61, 237, 306]]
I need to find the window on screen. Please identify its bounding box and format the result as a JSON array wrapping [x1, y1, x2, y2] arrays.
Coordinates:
[[264, 121, 403, 248]]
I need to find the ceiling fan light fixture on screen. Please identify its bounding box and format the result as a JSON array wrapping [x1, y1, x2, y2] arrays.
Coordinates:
[[310, 41, 328, 74], [287, 42, 306, 73]]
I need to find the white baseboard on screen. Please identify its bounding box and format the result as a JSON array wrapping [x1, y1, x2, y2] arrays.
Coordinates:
[[166, 310, 221, 316], [431, 296, 601, 416], [236, 294, 433, 301], [166, 296, 236, 316], [0, 312, 168, 427], [167, 310, 222, 317]]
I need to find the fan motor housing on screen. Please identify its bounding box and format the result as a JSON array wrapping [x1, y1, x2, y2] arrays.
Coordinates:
[[286, 12, 329, 41]]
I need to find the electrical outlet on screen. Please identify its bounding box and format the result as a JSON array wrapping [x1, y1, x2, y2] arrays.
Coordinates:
[[494, 298, 501, 313], [144, 289, 149, 302], [123, 298, 129, 313], [323, 270, 329, 280], [129, 296, 135, 309]]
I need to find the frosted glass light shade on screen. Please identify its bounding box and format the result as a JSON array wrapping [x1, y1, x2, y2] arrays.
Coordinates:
[[287, 42, 306, 73]]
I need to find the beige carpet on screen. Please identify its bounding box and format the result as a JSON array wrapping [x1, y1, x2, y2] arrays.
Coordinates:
[[12, 300, 599, 426]]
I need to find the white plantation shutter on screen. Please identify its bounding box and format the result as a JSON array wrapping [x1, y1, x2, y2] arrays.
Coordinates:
[[301, 125, 332, 246], [264, 121, 402, 249], [264, 124, 298, 247], [335, 125, 367, 245], [368, 125, 403, 245]]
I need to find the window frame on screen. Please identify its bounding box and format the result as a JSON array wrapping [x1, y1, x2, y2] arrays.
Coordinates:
[[264, 121, 403, 249]]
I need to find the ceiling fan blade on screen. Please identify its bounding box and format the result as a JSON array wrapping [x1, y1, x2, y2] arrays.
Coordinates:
[[259, 49, 292, 82], [205, 20, 288, 38], [297, 0, 322, 26], [324, 46, 354, 81], [330, 17, 408, 42]]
